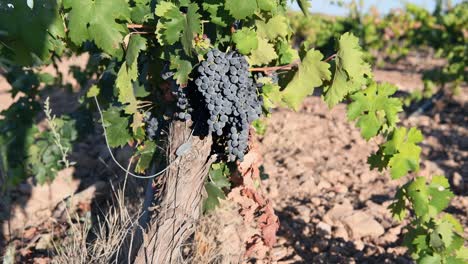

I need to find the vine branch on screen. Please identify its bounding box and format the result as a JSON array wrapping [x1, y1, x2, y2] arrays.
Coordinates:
[[248, 53, 337, 74]]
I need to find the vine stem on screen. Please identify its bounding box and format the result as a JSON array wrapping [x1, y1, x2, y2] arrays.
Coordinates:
[[249, 53, 337, 74], [127, 23, 152, 30]]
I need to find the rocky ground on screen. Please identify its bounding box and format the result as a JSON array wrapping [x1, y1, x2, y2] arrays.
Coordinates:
[[259, 94, 467, 263]]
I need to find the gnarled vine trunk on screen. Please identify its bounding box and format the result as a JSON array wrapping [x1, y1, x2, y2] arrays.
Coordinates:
[[134, 121, 214, 264]]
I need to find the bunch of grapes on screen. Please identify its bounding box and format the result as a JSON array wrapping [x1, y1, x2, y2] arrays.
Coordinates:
[[161, 64, 193, 121], [193, 49, 263, 161], [144, 112, 159, 141]]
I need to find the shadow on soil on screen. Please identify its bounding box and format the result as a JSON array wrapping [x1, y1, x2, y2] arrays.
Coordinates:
[[275, 205, 412, 264]]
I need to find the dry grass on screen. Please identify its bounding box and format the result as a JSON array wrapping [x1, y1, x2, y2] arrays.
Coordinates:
[[188, 201, 250, 264], [53, 186, 142, 264]]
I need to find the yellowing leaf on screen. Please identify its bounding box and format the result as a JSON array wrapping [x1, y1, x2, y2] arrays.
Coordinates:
[[225, 0, 257, 19], [248, 37, 278, 66], [282, 49, 331, 110], [256, 15, 289, 40], [232, 28, 258, 55]]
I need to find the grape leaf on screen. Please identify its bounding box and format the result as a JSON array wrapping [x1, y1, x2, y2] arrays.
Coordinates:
[[116, 62, 139, 114], [407, 177, 430, 219], [202, 2, 231, 26], [155, 1, 202, 55], [389, 186, 407, 221], [428, 175, 454, 214], [323, 32, 372, 108], [276, 41, 299, 64], [169, 56, 192, 86], [347, 82, 403, 140], [86, 85, 100, 98], [383, 127, 423, 179], [261, 83, 285, 110], [210, 163, 231, 189], [232, 28, 258, 55], [102, 107, 132, 148], [126, 35, 147, 67], [436, 219, 455, 249], [419, 254, 442, 264], [224, 0, 257, 19], [130, 0, 153, 23], [257, 0, 276, 11], [282, 49, 331, 110], [248, 37, 278, 66], [203, 182, 226, 212], [256, 15, 290, 40], [64, 0, 130, 58], [0, 0, 65, 64], [135, 141, 156, 173]]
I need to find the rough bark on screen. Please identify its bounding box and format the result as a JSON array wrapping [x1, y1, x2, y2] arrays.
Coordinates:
[[134, 121, 214, 264]]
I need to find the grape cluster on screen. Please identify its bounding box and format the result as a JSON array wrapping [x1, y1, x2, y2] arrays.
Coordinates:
[[162, 64, 193, 121], [174, 86, 192, 121], [144, 112, 159, 141], [194, 49, 262, 161]]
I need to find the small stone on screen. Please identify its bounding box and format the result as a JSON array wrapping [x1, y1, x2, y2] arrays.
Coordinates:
[[341, 211, 385, 239], [311, 197, 321, 206], [317, 180, 332, 190], [333, 223, 349, 241], [316, 221, 332, 237], [334, 184, 348, 193], [354, 240, 365, 251], [323, 199, 354, 224]]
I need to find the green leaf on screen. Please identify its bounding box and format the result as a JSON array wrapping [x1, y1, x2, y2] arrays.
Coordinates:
[[210, 163, 231, 189], [232, 28, 258, 55], [64, 0, 130, 58], [116, 62, 139, 115], [248, 37, 278, 66], [181, 3, 202, 56], [203, 182, 226, 212], [86, 85, 100, 98], [256, 15, 289, 40], [261, 83, 285, 110], [383, 127, 423, 179], [169, 56, 192, 86], [257, 0, 276, 11], [135, 141, 156, 173], [276, 41, 299, 64], [102, 107, 132, 148], [282, 49, 331, 110], [407, 177, 430, 219], [428, 176, 454, 213], [436, 219, 455, 249], [130, 0, 153, 23], [389, 186, 407, 221], [323, 32, 372, 108], [202, 2, 231, 27], [155, 1, 202, 55], [0, 0, 65, 64], [347, 82, 403, 140], [224, 0, 257, 19], [441, 214, 463, 234], [126, 35, 147, 67], [419, 254, 442, 264]]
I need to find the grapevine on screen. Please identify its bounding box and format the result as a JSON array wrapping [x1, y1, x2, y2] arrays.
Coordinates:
[[0, 0, 466, 263]]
